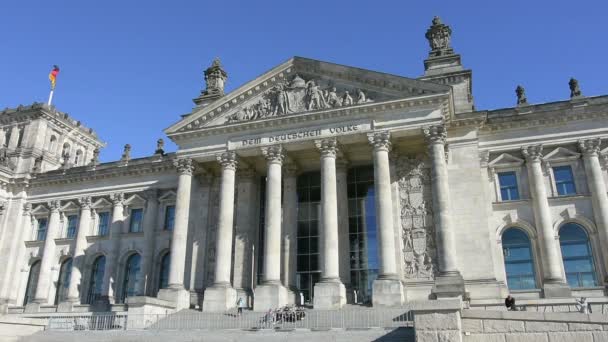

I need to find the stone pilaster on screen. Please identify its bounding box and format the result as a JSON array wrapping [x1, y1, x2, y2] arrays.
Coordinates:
[[312, 138, 346, 309], [141, 189, 159, 296], [423, 125, 465, 299], [254, 145, 288, 311], [522, 145, 570, 297], [64, 197, 92, 306], [282, 162, 299, 304], [159, 159, 194, 309], [203, 152, 238, 312], [101, 193, 124, 305], [368, 132, 405, 306], [580, 139, 608, 283], [30, 200, 61, 308]]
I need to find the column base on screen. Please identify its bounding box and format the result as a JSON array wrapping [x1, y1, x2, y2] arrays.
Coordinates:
[[285, 286, 299, 306], [57, 301, 76, 312], [372, 278, 405, 307], [158, 287, 191, 311], [254, 283, 288, 312], [24, 302, 40, 313], [542, 282, 571, 298], [202, 285, 237, 312], [431, 273, 466, 299], [313, 280, 346, 310]]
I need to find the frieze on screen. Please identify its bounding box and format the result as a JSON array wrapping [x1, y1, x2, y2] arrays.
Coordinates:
[[396, 155, 437, 280]]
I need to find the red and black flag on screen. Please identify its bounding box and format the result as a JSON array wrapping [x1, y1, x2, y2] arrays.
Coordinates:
[[49, 65, 60, 89]]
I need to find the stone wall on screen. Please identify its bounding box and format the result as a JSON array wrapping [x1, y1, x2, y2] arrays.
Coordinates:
[[462, 310, 608, 342]]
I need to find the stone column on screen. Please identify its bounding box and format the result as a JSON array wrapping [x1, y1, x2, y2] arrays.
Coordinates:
[[141, 189, 159, 296], [282, 162, 299, 304], [30, 200, 61, 308], [522, 145, 570, 297], [7, 126, 20, 149], [101, 193, 124, 305], [64, 197, 92, 307], [336, 159, 353, 302], [254, 145, 288, 311], [367, 132, 405, 306], [312, 138, 346, 309], [580, 139, 608, 282], [158, 159, 195, 309], [203, 152, 238, 312], [422, 125, 465, 299]]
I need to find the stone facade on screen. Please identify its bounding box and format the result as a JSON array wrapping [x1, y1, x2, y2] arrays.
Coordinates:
[[0, 17, 607, 316]]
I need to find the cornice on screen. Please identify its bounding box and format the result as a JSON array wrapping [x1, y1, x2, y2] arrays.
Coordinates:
[[169, 94, 451, 142]]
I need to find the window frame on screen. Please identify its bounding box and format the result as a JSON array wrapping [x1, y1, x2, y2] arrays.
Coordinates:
[[65, 214, 79, 239], [558, 223, 599, 288], [96, 211, 111, 237], [492, 167, 525, 202], [500, 227, 539, 291], [35, 216, 49, 241], [551, 164, 577, 197], [163, 204, 176, 231], [128, 207, 144, 233], [497, 171, 521, 201]]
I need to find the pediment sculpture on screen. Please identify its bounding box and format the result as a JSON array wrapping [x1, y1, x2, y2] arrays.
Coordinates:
[[225, 75, 373, 124]]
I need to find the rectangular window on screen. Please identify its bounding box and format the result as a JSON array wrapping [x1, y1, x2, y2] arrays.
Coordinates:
[[66, 215, 79, 239], [554, 165, 576, 196], [98, 212, 110, 236], [164, 205, 175, 231], [498, 171, 520, 201], [129, 208, 143, 233], [36, 218, 48, 241]]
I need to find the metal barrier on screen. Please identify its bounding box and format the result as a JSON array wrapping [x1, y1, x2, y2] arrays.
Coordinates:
[[469, 302, 608, 314], [46, 308, 414, 331]]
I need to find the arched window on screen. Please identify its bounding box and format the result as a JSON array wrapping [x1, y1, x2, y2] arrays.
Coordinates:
[[49, 135, 57, 152], [23, 260, 41, 306], [559, 223, 597, 288], [86, 256, 105, 304], [502, 228, 537, 290], [54, 258, 73, 305], [120, 253, 141, 303], [158, 253, 170, 293]]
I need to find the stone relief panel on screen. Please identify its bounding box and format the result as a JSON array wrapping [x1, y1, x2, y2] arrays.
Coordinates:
[[225, 74, 373, 123], [396, 155, 437, 280]]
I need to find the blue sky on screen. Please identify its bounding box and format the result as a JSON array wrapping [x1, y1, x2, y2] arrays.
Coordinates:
[[1, 1, 606, 161]]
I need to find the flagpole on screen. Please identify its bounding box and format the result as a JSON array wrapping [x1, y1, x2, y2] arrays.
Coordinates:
[[47, 88, 55, 106]]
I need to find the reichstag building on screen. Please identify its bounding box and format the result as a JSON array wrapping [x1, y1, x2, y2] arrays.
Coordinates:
[[1, 17, 607, 314]]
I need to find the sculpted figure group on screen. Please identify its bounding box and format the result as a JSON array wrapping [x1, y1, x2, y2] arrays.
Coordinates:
[[226, 75, 372, 123]]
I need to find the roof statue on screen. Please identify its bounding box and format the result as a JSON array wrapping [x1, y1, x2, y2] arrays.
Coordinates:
[[569, 78, 582, 98], [194, 58, 228, 107], [516, 85, 528, 105], [425, 16, 454, 57]]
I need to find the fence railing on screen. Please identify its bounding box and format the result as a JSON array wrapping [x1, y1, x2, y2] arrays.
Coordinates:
[[469, 302, 608, 314], [46, 308, 414, 331]]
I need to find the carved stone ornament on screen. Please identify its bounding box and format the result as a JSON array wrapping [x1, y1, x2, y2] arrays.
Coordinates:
[[569, 78, 582, 98], [422, 125, 447, 145], [78, 196, 92, 210], [367, 131, 391, 152], [261, 145, 284, 164], [48, 200, 61, 212], [155, 138, 165, 155], [23, 203, 32, 215], [579, 138, 601, 156], [91, 148, 100, 166], [225, 74, 372, 124], [121, 144, 131, 162], [111, 193, 125, 206], [315, 138, 339, 157], [204, 58, 228, 96], [425, 16, 454, 57], [521, 145, 543, 162], [397, 155, 437, 280], [174, 158, 195, 175], [516, 85, 527, 105], [217, 151, 238, 171]]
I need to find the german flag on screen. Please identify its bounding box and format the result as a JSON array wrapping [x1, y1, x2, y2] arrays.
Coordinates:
[[49, 65, 60, 89]]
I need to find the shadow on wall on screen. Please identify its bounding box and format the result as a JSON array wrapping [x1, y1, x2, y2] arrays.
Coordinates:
[[372, 327, 415, 342]]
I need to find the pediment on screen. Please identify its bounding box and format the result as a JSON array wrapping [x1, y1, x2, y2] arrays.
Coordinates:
[[543, 147, 580, 162], [166, 57, 451, 134], [488, 153, 524, 168], [91, 198, 112, 209], [31, 204, 49, 215], [124, 194, 146, 206], [60, 201, 80, 212], [159, 190, 176, 201]]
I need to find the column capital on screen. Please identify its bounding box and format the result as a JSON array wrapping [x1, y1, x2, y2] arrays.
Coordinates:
[[579, 138, 601, 157], [521, 144, 544, 163], [217, 151, 238, 170], [48, 200, 61, 213], [78, 196, 92, 210], [367, 131, 391, 152], [261, 145, 284, 164], [422, 125, 446, 145], [174, 158, 195, 176], [143, 189, 159, 201], [23, 203, 32, 216], [111, 193, 125, 206], [315, 138, 339, 157]]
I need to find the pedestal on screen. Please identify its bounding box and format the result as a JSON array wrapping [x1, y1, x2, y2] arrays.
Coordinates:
[[313, 281, 346, 309], [372, 278, 405, 307], [286, 286, 299, 306], [254, 283, 287, 312], [543, 282, 571, 298], [431, 273, 466, 299], [202, 286, 237, 312], [158, 287, 191, 311], [57, 301, 76, 313], [24, 302, 40, 313]]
